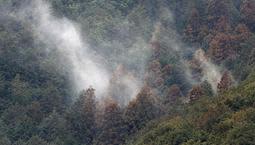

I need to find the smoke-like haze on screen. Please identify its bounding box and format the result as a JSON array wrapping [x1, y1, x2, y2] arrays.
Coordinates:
[[155, 5, 225, 94], [151, 22, 162, 42], [18, 0, 110, 97], [6, 0, 232, 103], [11, 0, 150, 103], [194, 49, 222, 93]]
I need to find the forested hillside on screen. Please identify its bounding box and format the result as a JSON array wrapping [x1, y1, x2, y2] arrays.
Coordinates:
[[0, 0, 255, 145]]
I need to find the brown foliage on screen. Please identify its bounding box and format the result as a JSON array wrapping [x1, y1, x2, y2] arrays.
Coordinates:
[[188, 85, 204, 102], [124, 86, 160, 134], [184, 8, 201, 43], [208, 22, 252, 63], [150, 40, 161, 59], [96, 100, 126, 145], [66, 87, 96, 144], [107, 64, 139, 106], [207, 0, 230, 28], [217, 71, 233, 93], [208, 32, 237, 62], [188, 58, 203, 82], [165, 84, 182, 103], [241, 0, 255, 31], [145, 60, 164, 89], [162, 64, 172, 77], [234, 24, 252, 42], [215, 16, 231, 32]]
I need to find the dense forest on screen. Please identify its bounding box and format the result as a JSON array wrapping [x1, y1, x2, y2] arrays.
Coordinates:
[[0, 0, 255, 145]]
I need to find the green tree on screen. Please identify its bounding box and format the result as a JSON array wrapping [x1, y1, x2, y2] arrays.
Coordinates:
[[38, 110, 68, 143], [225, 124, 255, 145], [0, 136, 11, 145], [10, 74, 32, 105], [201, 81, 214, 97], [66, 88, 96, 145], [124, 86, 161, 134], [25, 136, 51, 145]]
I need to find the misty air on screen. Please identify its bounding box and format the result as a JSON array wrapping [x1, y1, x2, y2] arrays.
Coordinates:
[[0, 0, 254, 145]]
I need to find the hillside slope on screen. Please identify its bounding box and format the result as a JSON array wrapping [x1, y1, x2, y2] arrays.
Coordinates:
[[129, 71, 255, 145], [0, 0, 255, 144]]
